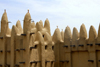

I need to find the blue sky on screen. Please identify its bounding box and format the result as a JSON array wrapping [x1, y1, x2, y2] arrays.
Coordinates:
[[0, 0, 100, 35]]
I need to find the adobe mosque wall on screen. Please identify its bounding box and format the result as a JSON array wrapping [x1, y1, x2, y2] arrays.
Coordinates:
[[0, 10, 100, 67]]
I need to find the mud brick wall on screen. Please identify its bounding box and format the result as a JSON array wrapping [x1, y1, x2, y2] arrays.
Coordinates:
[[1, 10, 100, 67]]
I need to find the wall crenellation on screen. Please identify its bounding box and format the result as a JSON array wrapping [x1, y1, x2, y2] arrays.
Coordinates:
[[0, 10, 100, 67]]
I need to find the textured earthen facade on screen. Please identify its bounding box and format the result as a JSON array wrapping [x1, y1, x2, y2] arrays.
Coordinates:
[[0, 10, 100, 67]]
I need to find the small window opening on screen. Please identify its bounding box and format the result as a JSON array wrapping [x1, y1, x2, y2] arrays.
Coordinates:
[[52, 46, 54, 50], [43, 35, 44, 37], [34, 45, 37, 48], [45, 45, 47, 50]]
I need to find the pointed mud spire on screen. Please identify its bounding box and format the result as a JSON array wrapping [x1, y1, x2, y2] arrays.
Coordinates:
[[36, 22, 42, 31], [72, 27, 79, 41], [64, 26, 72, 40], [16, 20, 23, 34], [31, 22, 35, 28], [89, 25, 97, 41], [39, 20, 43, 28], [1, 9, 8, 21], [80, 24, 87, 39], [44, 18, 51, 34], [23, 9, 31, 33], [1, 9, 8, 35], [61, 29, 64, 41], [64, 26, 72, 44], [52, 28, 62, 43]]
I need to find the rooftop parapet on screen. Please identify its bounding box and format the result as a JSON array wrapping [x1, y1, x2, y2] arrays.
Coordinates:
[[52, 27, 62, 43], [72, 27, 79, 41], [44, 18, 51, 35], [88, 25, 97, 43], [16, 20, 23, 34], [1, 9, 8, 35], [64, 26, 72, 45], [80, 24, 87, 39], [23, 10, 31, 33]]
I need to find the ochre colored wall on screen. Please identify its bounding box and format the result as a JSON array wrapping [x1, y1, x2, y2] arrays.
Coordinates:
[[1, 10, 100, 67]]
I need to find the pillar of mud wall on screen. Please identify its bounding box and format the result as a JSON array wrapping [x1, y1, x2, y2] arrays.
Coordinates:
[[14, 20, 23, 67], [0, 9, 8, 67], [71, 27, 79, 51], [54, 42, 60, 67], [41, 39, 45, 67], [39, 32, 45, 67], [59, 29, 65, 67], [51, 43, 55, 67], [44, 32, 53, 67], [50, 44, 55, 67], [15, 36, 23, 67], [11, 25, 20, 67], [6, 37, 11, 67], [50, 47, 55, 67], [21, 10, 31, 67], [23, 10, 31, 34], [52, 28, 62, 67], [21, 31, 30, 67], [0, 35, 6, 67], [30, 32, 45, 67], [64, 26, 72, 67], [87, 26, 97, 67], [30, 35, 41, 67], [71, 27, 79, 67], [78, 24, 87, 51], [59, 42, 65, 67]]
